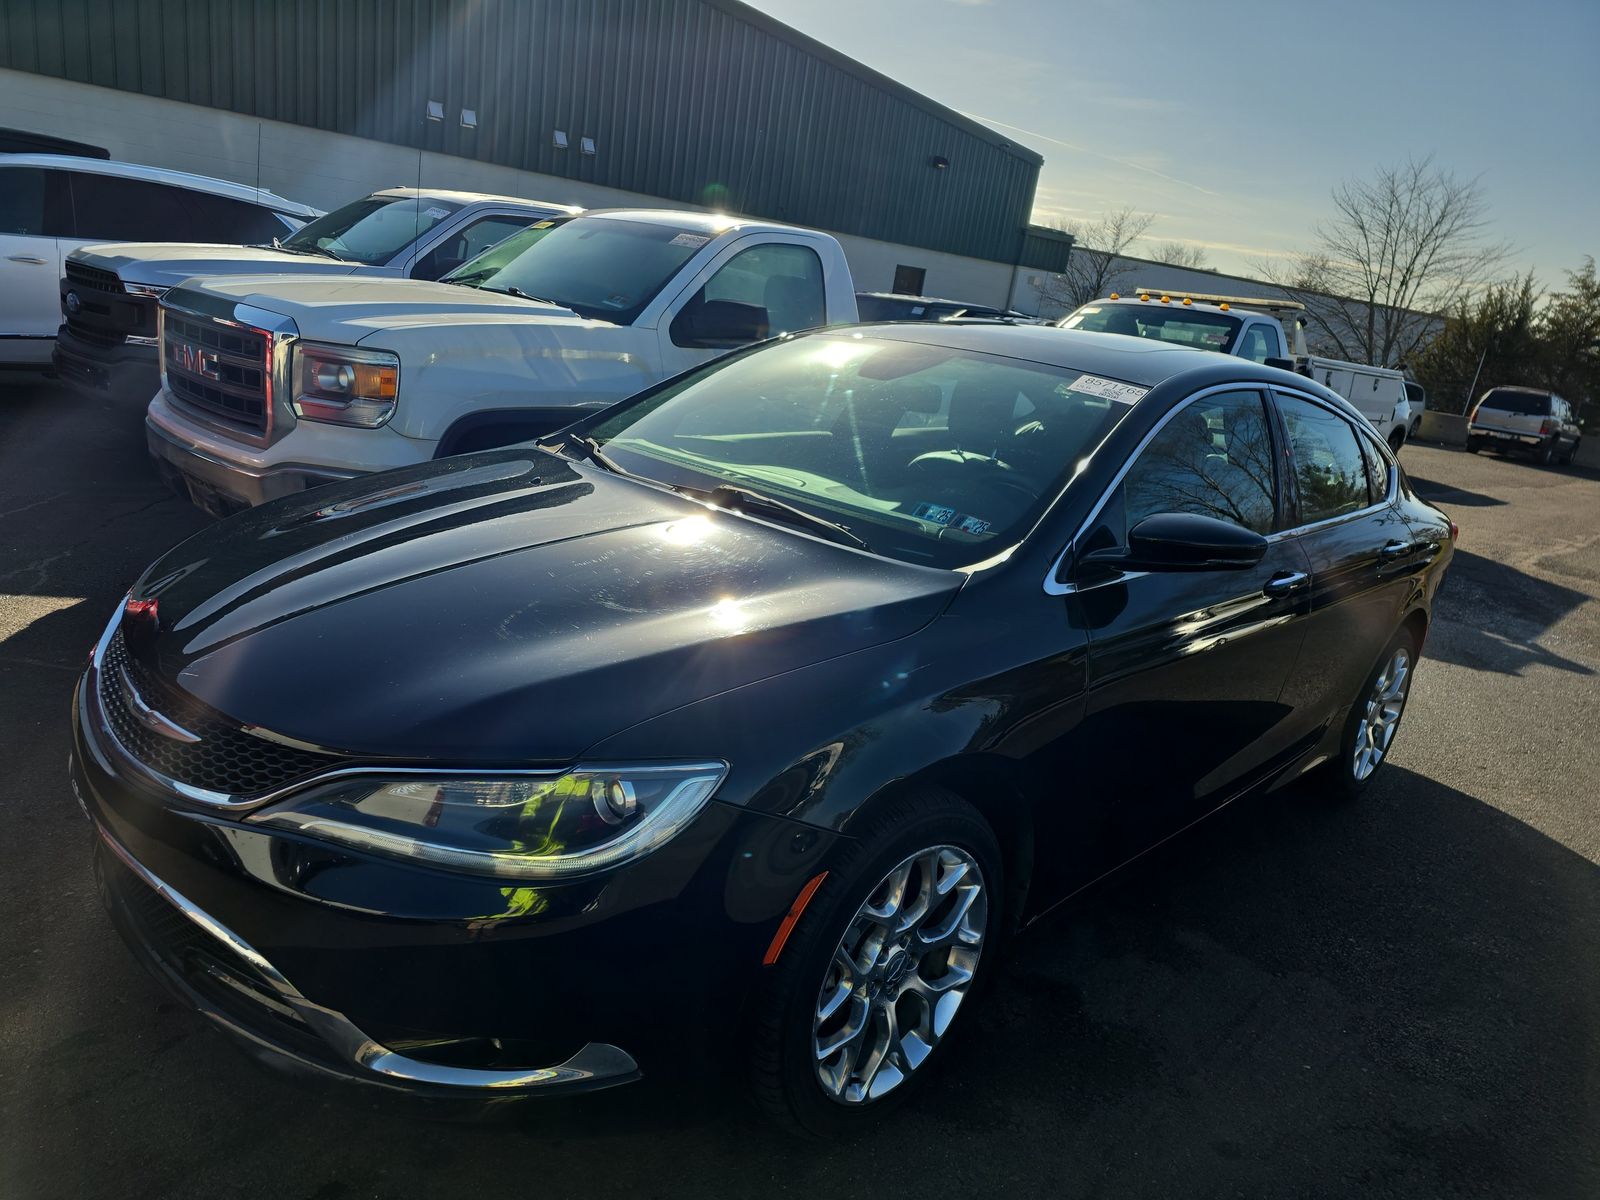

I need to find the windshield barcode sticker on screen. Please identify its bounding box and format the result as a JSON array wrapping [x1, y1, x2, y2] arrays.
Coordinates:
[[424, 206, 451, 220], [670, 232, 711, 248], [1070, 374, 1147, 404]]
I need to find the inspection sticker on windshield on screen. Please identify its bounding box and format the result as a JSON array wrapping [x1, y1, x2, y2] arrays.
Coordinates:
[[1069, 374, 1147, 404], [669, 232, 711, 248]]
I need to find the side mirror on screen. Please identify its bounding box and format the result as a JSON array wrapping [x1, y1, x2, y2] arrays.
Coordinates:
[[1080, 512, 1267, 573], [671, 299, 770, 348]]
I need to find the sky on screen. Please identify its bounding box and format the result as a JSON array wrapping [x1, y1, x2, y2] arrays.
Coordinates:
[[745, 0, 1599, 286]]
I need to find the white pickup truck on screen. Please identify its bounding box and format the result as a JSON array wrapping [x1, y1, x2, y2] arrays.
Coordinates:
[[145, 210, 859, 514], [1060, 290, 1413, 450], [56, 187, 579, 401]]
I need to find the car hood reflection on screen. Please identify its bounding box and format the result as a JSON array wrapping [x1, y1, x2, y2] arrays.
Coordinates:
[[131, 449, 961, 761]]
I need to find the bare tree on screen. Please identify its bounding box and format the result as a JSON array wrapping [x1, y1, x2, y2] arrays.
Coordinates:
[[1037, 207, 1157, 312], [1149, 241, 1210, 270], [1261, 156, 1511, 367]]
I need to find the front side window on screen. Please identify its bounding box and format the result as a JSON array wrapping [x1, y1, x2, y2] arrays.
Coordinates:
[[1276, 394, 1370, 525], [670, 242, 825, 346], [1121, 390, 1277, 535], [281, 195, 462, 264], [581, 334, 1138, 568], [0, 167, 48, 235], [412, 214, 537, 280], [1358, 432, 1392, 506], [1062, 303, 1242, 353], [1236, 324, 1275, 363]]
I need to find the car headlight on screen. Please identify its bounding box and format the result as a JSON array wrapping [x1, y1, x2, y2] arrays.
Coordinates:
[[291, 342, 400, 427], [248, 762, 728, 879]]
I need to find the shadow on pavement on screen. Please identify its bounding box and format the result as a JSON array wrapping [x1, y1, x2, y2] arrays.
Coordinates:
[[1406, 474, 1507, 508], [1426, 549, 1594, 677]]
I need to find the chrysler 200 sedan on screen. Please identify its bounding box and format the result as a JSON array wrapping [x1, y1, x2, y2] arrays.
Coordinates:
[[71, 323, 1453, 1135]]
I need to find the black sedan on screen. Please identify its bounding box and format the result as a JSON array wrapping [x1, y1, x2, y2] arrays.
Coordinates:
[[70, 323, 1454, 1135]]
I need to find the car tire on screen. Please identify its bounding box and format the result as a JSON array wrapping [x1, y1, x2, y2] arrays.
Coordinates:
[[1538, 441, 1556, 465], [748, 786, 1003, 1138], [1388, 429, 1406, 455], [1562, 439, 1580, 465], [1466, 439, 1481, 453], [1315, 628, 1420, 803]]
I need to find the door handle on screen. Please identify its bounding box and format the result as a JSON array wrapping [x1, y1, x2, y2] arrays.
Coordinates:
[[6, 254, 48, 265], [1379, 540, 1412, 560], [1263, 570, 1309, 597]]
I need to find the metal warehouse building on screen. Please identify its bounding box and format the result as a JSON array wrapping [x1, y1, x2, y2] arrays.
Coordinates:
[[0, 0, 1073, 308]]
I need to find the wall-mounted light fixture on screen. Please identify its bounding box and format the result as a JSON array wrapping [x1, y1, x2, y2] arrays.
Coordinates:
[[426, 100, 444, 122], [929, 155, 950, 170], [553, 129, 569, 150], [580, 136, 596, 156], [460, 108, 477, 129]]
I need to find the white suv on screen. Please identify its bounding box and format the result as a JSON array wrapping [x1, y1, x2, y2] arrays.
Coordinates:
[[1467, 387, 1582, 465], [0, 154, 318, 369]]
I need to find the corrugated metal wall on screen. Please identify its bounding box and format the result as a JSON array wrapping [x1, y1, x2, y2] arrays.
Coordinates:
[[0, 0, 1043, 264]]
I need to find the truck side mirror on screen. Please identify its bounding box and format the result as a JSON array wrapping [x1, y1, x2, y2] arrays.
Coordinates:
[[671, 298, 770, 348]]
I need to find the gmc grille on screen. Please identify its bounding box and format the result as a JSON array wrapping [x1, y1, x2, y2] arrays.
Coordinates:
[[162, 310, 272, 435]]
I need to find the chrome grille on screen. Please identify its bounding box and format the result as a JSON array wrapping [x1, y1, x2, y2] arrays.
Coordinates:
[[162, 309, 271, 434], [97, 630, 339, 798]]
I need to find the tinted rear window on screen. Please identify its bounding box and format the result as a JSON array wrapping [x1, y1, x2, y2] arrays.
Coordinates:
[[1481, 390, 1550, 416]]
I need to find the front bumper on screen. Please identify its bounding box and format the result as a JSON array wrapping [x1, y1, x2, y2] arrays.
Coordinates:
[[70, 631, 834, 1101], [52, 325, 160, 401]]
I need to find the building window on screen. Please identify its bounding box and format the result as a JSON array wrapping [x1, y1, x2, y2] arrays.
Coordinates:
[[892, 264, 926, 295]]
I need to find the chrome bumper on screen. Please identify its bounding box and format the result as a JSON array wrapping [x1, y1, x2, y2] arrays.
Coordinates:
[[145, 415, 357, 511], [95, 827, 641, 1097]]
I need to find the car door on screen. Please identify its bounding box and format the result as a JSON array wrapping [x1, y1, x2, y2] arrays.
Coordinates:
[[1061, 387, 1315, 861], [657, 238, 828, 377], [0, 164, 68, 359], [1270, 391, 1423, 735]]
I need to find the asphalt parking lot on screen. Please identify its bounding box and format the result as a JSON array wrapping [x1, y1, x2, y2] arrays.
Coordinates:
[[2, 379, 1597, 1199]]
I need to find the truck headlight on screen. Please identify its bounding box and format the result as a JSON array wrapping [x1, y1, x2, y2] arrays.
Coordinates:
[[248, 762, 728, 879], [291, 342, 400, 427]]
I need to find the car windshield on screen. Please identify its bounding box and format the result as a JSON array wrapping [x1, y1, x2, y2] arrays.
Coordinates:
[[443, 217, 709, 323], [279, 195, 462, 264], [1481, 389, 1550, 415], [580, 333, 1139, 569], [443, 219, 569, 287], [1063, 303, 1242, 353]]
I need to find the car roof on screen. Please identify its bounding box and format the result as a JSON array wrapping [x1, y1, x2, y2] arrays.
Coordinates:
[[856, 292, 981, 308], [578, 208, 815, 236], [0, 153, 320, 216], [1482, 384, 1554, 397], [370, 187, 582, 213]]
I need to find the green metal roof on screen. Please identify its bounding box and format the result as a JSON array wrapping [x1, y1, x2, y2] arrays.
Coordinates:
[[0, 0, 1045, 264]]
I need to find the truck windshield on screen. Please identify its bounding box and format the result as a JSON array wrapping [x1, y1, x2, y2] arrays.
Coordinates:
[[279, 195, 462, 265], [577, 332, 1137, 569], [443, 217, 709, 324], [1063, 303, 1241, 353]]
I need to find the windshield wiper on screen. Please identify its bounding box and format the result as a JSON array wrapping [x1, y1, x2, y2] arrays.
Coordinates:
[[545, 433, 627, 476], [478, 284, 559, 305], [676, 483, 870, 551], [271, 242, 346, 261]]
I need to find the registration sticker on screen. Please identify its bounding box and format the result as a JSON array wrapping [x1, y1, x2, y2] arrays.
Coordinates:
[[1069, 374, 1147, 404], [669, 232, 711, 248], [912, 503, 991, 536]]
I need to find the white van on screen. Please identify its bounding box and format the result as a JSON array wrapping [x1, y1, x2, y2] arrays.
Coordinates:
[[1299, 357, 1412, 452]]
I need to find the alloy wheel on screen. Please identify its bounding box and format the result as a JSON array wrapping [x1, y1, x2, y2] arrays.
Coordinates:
[[812, 845, 988, 1104], [1353, 646, 1412, 781]]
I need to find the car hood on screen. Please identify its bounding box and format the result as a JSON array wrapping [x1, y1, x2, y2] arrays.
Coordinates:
[[166, 274, 583, 337], [72, 243, 372, 288], [126, 450, 960, 763]]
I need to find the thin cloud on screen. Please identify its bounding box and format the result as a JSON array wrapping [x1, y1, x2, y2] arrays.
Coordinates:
[[960, 111, 1221, 198]]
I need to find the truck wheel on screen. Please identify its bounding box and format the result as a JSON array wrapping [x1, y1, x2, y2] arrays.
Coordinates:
[[1564, 439, 1581, 465], [748, 787, 1002, 1137], [1538, 441, 1556, 466]]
